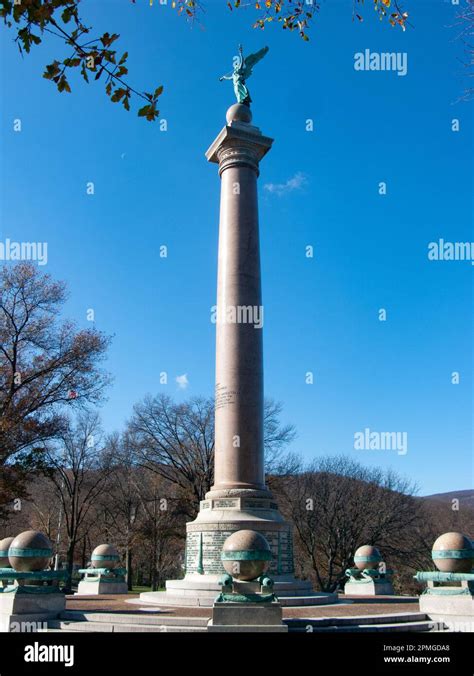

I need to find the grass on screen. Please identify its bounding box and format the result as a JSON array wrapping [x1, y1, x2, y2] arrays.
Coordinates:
[[128, 585, 167, 594], [128, 585, 153, 594]]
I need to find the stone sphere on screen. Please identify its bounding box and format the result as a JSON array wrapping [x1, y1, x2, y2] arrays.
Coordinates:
[[226, 103, 252, 125], [354, 545, 382, 571], [221, 530, 272, 581], [0, 537, 15, 568], [432, 532, 473, 573], [8, 530, 53, 572], [91, 544, 120, 569]]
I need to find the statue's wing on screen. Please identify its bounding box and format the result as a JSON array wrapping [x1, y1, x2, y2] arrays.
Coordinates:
[[242, 46, 269, 77]]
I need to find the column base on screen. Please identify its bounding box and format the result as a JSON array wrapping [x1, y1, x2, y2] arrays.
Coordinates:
[[138, 487, 338, 608], [183, 487, 293, 575], [139, 576, 337, 608]]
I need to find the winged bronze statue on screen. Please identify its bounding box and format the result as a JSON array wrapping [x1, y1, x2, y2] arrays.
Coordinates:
[[219, 45, 269, 107]]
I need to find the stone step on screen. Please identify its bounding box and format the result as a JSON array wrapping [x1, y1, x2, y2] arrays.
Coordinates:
[[48, 620, 207, 633], [59, 611, 209, 627], [138, 592, 337, 608], [141, 593, 212, 607], [47, 611, 435, 633], [286, 612, 429, 628], [165, 581, 314, 594], [289, 620, 434, 633], [279, 595, 337, 607], [49, 620, 112, 632], [48, 617, 434, 633]]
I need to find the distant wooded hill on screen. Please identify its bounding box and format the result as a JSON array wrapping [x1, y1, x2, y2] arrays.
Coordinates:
[[422, 490, 474, 510]]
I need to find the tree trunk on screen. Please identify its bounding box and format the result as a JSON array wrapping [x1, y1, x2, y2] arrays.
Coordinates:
[[81, 539, 87, 568], [65, 540, 75, 593], [126, 548, 133, 591]]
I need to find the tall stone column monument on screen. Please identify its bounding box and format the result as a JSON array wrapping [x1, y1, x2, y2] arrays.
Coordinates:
[[140, 48, 336, 607], [211, 101, 270, 497]]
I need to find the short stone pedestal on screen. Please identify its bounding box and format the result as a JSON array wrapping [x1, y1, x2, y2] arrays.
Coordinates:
[[0, 570, 67, 632], [208, 575, 287, 633], [208, 601, 287, 633], [344, 568, 394, 596], [76, 568, 128, 595], [414, 572, 474, 632]]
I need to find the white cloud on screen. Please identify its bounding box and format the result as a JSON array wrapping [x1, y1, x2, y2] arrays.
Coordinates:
[[264, 172, 307, 196], [176, 374, 189, 390]]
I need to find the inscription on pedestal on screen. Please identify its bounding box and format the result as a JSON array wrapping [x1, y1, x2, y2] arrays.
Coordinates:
[[242, 499, 270, 510], [186, 528, 294, 576], [213, 499, 239, 509]]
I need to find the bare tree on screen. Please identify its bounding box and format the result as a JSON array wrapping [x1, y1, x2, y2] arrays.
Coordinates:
[[128, 395, 213, 514], [134, 471, 184, 590], [42, 411, 112, 589], [97, 433, 148, 590], [0, 263, 110, 512], [453, 0, 474, 101], [128, 394, 296, 514], [274, 455, 424, 592], [263, 399, 298, 478]]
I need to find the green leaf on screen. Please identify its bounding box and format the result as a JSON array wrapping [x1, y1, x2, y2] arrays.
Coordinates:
[[138, 104, 151, 117], [43, 61, 61, 80], [81, 63, 89, 83], [111, 87, 127, 103], [101, 32, 120, 47], [63, 57, 81, 68], [57, 75, 71, 94]]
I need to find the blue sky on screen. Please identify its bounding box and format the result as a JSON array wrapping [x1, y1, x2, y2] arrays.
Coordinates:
[[1, 0, 472, 495]]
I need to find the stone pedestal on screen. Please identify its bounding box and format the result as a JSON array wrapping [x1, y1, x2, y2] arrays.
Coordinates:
[[76, 580, 128, 595], [419, 592, 474, 631], [0, 589, 65, 631], [180, 489, 297, 583], [0, 569, 67, 631], [415, 572, 474, 631], [208, 601, 287, 633], [154, 492, 326, 603], [344, 579, 394, 596], [76, 569, 128, 596], [344, 565, 394, 596]]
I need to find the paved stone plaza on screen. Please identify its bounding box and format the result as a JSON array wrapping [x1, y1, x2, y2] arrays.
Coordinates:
[[41, 593, 441, 633]]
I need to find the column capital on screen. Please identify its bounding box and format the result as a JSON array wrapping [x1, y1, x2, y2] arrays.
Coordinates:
[[205, 122, 273, 176]]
